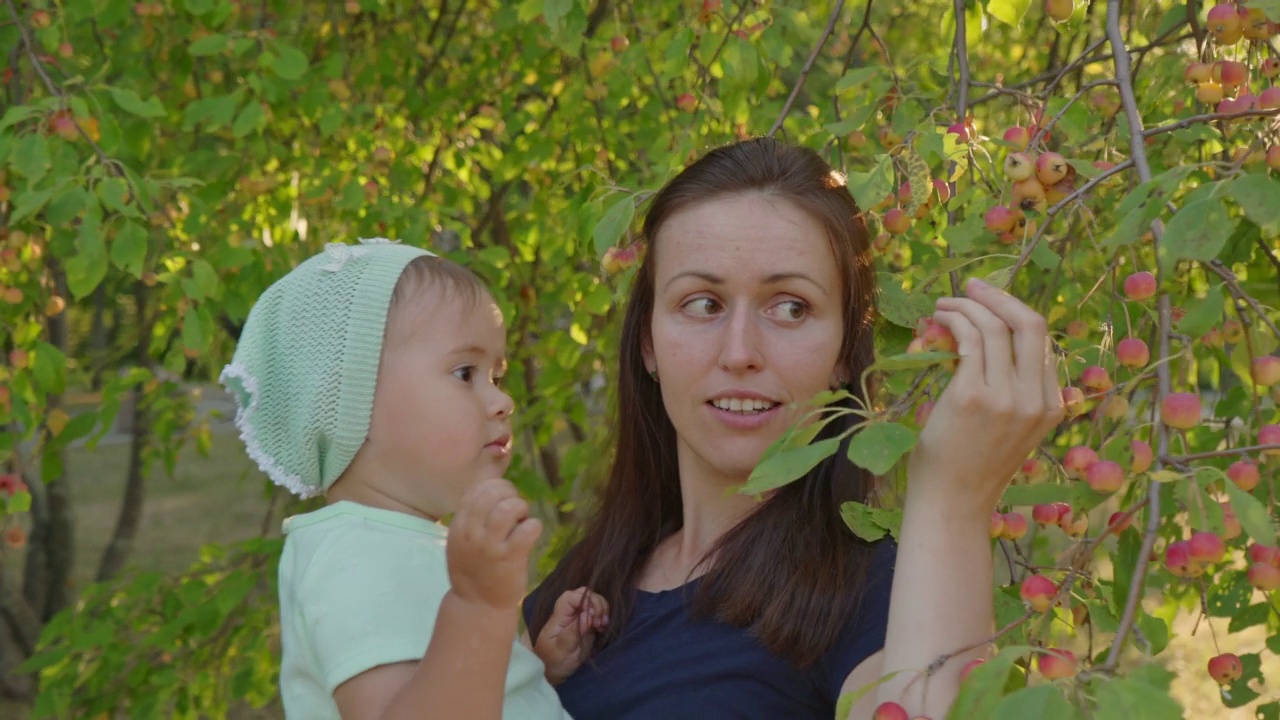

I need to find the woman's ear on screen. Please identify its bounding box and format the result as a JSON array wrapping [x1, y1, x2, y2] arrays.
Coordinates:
[[641, 330, 656, 375], [830, 362, 851, 390]]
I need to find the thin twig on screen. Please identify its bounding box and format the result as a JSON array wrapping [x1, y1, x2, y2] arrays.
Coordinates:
[[1205, 260, 1280, 339], [768, 0, 847, 137], [1162, 444, 1280, 464], [1101, 0, 1167, 674], [1143, 107, 1280, 138], [943, 0, 970, 298]]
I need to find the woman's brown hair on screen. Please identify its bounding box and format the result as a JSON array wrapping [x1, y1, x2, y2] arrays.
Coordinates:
[[530, 137, 880, 667]]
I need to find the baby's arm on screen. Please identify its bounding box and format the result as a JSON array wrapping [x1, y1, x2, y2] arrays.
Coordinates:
[[332, 478, 542, 720], [534, 587, 610, 684]]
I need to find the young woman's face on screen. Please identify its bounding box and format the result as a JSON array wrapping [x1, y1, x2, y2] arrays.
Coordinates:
[[644, 191, 846, 485]]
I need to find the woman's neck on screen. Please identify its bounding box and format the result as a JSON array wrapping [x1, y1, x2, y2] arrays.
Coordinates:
[[640, 458, 768, 591]]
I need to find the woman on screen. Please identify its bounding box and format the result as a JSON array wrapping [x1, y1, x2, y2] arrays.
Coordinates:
[[526, 137, 1064, 718]]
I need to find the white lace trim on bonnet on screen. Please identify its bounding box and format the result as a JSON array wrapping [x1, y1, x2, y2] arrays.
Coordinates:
[[219, 360, 319, 498]]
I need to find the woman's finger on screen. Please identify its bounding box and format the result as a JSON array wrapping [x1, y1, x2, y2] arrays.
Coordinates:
[[930, 309, 986, 392], [959, 279, 1052, 397], [936, 295, 1014, 389], [1041, 338, 1066, 425]]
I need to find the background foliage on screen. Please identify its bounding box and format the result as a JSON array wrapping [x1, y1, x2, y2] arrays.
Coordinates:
[[0, 0, 1277, 717]]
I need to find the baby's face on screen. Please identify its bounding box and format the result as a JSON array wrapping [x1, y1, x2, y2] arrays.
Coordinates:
[[362, 288, 514, 519]]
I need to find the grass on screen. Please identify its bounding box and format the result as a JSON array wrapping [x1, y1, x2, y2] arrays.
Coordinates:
[[3, 418, 282, 719], [2, 402, 1272, 718]]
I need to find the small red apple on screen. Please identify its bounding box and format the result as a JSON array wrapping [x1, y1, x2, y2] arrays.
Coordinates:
[[1160, 392, 1201, 430], [1123, 271, 1157, 300]]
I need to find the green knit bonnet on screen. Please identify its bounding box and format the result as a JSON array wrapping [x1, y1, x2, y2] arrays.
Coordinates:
[[220, 238, 435, 498]]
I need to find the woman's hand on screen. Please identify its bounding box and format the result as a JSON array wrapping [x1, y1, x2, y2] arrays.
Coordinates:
[[534, 587, 610, 684], [906, 277, 1065, 518]]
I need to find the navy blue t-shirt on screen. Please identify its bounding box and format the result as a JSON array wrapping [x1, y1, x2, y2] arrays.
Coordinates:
[[522, 539, 896, 719]]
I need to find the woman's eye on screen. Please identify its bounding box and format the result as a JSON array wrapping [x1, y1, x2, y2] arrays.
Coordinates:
[[453, 366, 475, 383], [772, 300, 809, 321], [683, 297, 721, 317]]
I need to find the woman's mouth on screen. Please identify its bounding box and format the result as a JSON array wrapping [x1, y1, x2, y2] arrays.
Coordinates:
[[708, 397, 780, 414]]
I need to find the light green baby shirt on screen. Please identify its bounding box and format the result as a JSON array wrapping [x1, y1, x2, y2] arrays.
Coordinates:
[[277, 501, 568, 719]]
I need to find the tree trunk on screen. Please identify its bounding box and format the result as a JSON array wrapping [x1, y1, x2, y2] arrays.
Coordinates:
[[95, 390, 148, 583], [95, 282, 154, 583], [38, 264, 75, 620], [89, 284, 108, 390]]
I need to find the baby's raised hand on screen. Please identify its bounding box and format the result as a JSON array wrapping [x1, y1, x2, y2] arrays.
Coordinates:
[[534, 587, 610, 684], [446, 478, 543, 613]]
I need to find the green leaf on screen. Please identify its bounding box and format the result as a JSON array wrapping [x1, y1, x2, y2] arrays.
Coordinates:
[[1001, 482, 1071, 507], [1247, 0, 1280, 23], [580, 284, 612, 315], [1206, 573, 1252, 618], [848, 155, 893, 212], [108, 87, 166, 119], [10, 187, 55, 224], [11, 133, 50, 183], [942, 212, 985, 254], [1112, 527, 1141, 610], [1222, 479, 1277, 545], [1155, 6, 1188, 36], [992, 685, 1078, 720], [1227, 173, 1280, 227], [591, 195, 634, 256], [1160, 197, 1231, 264], [986, 0, 1032, 27], [95, 176, 140, 218], [188, 33, 229, 56], [846, 422, 916, 475], [231, 102, 264, 138], [182, 307, 206, 353], [543, 0, 573, 26], [877, 273, 934, 329], [840, 501, 903, 542], [0, 105, 40, 132], [269, 45, 309, 80], [110, 222, 148, 277], [7, 490, 31, 514], [1175, 286, 1223, 337], [31, 342, 66, 395], [55, 411, 98, 445], [873, 351, 955, 372], [66, 214, 108, 299], [1229, 602, 1270, 633], [946, 646, 1024, 720], [1043, 96, 1089, 145], [1030, 241, 1060, 270], [183, 91, 243, 131], [184, 0, 214, 14], [835, 66, 882, 93], [742, 437, 841, 494], [1093, 676, 1184, 720], [1135, 612, 1170, 655]]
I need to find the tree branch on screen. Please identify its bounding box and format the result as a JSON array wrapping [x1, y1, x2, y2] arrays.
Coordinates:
[[1101, 0, 1167, 673], [768, 0, 846, 137]]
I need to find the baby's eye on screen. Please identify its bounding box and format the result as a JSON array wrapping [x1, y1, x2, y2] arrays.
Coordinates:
[[492, 371, 507, 388], [682, 297, 722, 317], [770, 300, 809, 321], [453, 365, 476, 383]]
